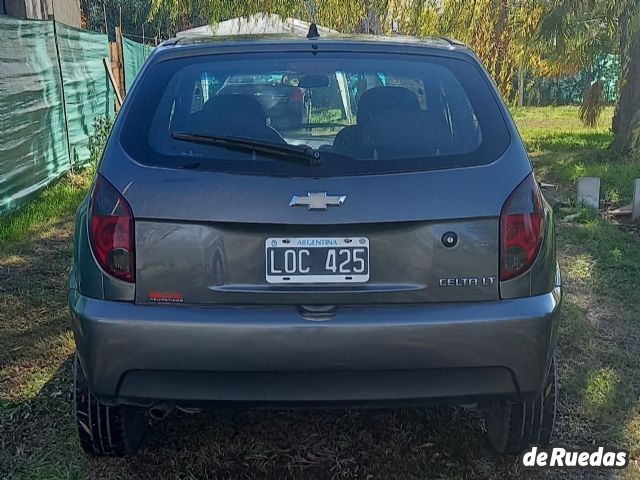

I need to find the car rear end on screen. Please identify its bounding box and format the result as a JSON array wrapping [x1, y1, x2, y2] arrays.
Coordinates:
[[69, 37, 561, 411]]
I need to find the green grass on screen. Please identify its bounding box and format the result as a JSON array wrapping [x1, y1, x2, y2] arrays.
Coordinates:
[[309, 107, 346, 124], [2, 107, 640, 479], [0, 172, 91, 247], [514, 106, 640, 205], [555, 214, 640, 458]]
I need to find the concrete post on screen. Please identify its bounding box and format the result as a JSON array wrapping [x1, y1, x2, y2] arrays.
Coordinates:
[[632, 179, 640, 223], [577, 177, 600, 209]]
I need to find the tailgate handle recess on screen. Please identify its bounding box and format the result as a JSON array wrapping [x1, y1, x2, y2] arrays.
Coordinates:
[[297, 304, 338, 321]]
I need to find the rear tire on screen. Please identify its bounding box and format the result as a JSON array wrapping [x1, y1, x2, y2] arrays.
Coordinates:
[[483, 354, 557, 455], [73, 353, 146, 456]]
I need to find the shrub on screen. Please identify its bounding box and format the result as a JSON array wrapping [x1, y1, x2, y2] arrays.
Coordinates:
[[87, 115, 115, 171]]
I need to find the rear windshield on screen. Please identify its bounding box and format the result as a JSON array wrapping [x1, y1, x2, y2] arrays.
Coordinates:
[[121, 51, 511, 176]]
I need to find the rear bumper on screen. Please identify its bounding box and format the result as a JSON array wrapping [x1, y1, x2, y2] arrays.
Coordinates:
[[69, 284, 561, 407]]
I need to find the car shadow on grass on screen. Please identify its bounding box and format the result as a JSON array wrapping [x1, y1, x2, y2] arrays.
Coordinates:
[[524, 132, 614, 153], [5, 339, 632, 480], [132, 403, 517, 479], [1, 355, 527, 480]]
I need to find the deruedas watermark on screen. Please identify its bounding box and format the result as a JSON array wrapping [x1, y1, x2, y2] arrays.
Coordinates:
[[521, 446, 629, 468]]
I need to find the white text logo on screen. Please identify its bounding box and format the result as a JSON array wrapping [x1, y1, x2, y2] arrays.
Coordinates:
[[521, 447, 628, 468]]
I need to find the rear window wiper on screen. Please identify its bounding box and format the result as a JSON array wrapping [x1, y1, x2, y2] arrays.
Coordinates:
[[171, 132, 322, 166]]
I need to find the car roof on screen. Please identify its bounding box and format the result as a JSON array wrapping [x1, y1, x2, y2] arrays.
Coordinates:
[[153, 33, 474, 60], [148, 34, 478, 66], [173, 33, 465, 47]]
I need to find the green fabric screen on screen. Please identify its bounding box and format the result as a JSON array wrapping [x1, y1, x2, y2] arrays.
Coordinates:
[[525, 54, 620, 106], [0, 17, 70, 214], [123, 36, 154, 94], [57, 23, 114, 166], [0, 16, 114, 215]]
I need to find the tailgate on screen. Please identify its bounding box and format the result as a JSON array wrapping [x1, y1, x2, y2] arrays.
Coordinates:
[[135, 218, 499, 305], [119, 162, 526, 306]]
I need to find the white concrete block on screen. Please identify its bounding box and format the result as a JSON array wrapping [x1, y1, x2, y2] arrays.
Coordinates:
[[577, 177, 600, 209], [632, 179, 640, 223]]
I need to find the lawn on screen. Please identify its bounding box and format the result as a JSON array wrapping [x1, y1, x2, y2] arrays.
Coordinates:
[[1, 106, 640, 479], [514, 106, 640, 205]]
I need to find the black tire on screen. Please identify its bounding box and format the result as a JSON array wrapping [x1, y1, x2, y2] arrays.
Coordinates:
[[483, 354, 557, 455], [73, 353, 146, 456]]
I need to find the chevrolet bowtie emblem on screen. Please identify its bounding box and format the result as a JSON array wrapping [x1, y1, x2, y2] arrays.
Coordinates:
[[289, 192, 347, 210]]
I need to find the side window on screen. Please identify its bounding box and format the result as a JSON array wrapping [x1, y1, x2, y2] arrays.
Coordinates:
[[190, 73, 223, 113], [346, 73, 362, 117], [191, 83, 204, 113], [306, 74, 348, 124], [151, 72, 183, 148], [345, 73, 385, 117], [439, 74, 482, 151]]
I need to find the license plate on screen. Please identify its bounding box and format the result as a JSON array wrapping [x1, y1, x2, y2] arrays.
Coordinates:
[[265, 237, 370, 284]]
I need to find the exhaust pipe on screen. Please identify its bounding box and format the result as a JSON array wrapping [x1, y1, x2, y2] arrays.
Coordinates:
[[148, 403, 174, 421]]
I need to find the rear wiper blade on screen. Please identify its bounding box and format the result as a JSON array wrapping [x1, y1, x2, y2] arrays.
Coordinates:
[[171, 132, 322, 166]]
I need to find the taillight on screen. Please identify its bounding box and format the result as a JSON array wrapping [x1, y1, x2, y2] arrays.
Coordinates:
[[500, 173, 544, 281], [89, 175, 135, 282]]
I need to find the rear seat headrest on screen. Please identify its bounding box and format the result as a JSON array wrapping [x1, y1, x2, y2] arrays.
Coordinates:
[[202, 94, 267, 123], [357, 87, 421, 125]]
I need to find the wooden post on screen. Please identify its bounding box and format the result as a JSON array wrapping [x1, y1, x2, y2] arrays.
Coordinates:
[[103, 58, 123, 109], [103, 4, 108, 35], [112, 27, 126, 100], [518, 66, 524, 108], [109, 43, 121, 111]]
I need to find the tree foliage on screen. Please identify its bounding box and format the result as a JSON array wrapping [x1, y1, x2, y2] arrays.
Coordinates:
[[82, 0, 206, 42], [388, 1, 546, 102], [149, 0, 389, 34]]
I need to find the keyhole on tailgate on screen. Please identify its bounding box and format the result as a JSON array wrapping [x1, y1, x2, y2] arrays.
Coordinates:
[[442, 232, 458, 248]]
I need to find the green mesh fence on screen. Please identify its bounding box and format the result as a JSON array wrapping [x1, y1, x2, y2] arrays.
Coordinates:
[[57, 23, 114, 166], [123, 36, 154, 94], [0, 16, 114, 215], [524, 54, 620, 106], [0, 17, 70, 215]]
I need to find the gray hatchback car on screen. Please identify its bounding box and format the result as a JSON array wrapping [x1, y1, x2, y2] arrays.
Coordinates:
[[69, 32, 562, 457]]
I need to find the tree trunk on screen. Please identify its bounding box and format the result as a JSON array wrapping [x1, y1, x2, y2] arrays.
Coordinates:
[[491, 0, 512, 98], [518, 65, 524, 107], [612, 11, 640, 151], [358, 0, 384, 34]]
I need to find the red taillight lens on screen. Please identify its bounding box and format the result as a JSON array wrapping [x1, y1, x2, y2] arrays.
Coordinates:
[[89, 175, 135, 282], [500, 173, 544, 281]]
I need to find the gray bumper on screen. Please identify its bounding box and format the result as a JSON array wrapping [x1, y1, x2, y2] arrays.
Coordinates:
[[69, 285, 561, 406]]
